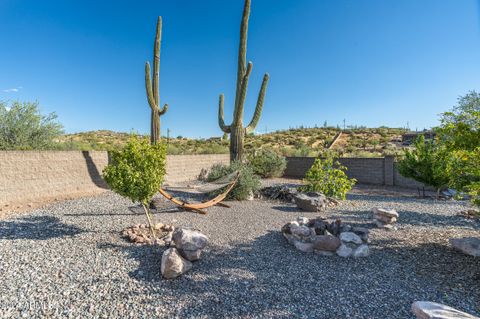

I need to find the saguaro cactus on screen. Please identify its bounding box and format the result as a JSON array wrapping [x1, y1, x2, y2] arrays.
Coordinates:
[[218, 0, 270, 162], [145, 16, 168, 145]]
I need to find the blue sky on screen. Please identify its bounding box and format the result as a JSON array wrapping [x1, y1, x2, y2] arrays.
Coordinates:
[[1, 0, 479, 138]]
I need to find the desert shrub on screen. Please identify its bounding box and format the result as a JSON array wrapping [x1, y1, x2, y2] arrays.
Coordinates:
[[248, 149, 287, 178], [207, 161, 261, 200], [397, 136, 450, 197], [103, 136, 166, 235], [300, 155, 356, 200], [0, 101, 64, 150]]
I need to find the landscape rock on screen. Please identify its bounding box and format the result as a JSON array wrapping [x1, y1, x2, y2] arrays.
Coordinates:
[[160, 248, 192, 279], [296, 216, 309, 225], [449, 237, 480, 257], [411, 301, 479, 319], [290, 225, 311, 238], [314, 250, 334, 257], [339, 232, 363, 245], [172, 228, 209, 251], [180, 249, 202, 261], [293, 240, 314, 253], [312, 235, 341, 252], [294, 192, 328, 212], [336, 244, 353, 257], [373, 207, 399, 218], [353, 244, 370, 257]]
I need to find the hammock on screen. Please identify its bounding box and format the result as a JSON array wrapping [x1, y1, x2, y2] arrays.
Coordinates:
[[158, 171, 239, 215]]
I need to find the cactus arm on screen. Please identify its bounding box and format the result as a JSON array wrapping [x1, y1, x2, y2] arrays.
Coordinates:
[[159, 103, 168, 116], [145, 62, 158, 111], [234, 0, 250, 112], [233, 61, 253, 126], [218, 94, 231, 133], [153, 17, 162, 106], [246, 73, 270, 134]]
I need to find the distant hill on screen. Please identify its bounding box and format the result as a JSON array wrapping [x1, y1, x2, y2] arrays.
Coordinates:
[[54, 127, 409, 157]]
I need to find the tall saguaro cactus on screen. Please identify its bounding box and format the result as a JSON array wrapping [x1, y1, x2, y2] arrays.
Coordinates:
[[218, 0, 270, 162], [145, 16, 168, 145]]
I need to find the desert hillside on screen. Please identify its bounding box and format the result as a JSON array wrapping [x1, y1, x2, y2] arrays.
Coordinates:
[[54, 127, 410, 157]]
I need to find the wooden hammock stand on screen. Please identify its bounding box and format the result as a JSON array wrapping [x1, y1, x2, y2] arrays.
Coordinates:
[[158, 173, 239, 215]]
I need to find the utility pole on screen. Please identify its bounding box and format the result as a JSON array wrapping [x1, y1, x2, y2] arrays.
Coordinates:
[[167, 128, 170, 145], [343, 119, 346, 131]]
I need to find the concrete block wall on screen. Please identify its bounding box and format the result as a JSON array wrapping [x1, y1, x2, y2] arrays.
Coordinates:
[[0, 151, 229, 208], [285, 156, 426, 188]]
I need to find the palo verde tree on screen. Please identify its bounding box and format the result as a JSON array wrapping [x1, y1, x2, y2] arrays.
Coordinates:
[[145, 17, 169, 145], [218, 0, 270, 162], [0, 101, 63, 150], [103, 136, 167, 237]]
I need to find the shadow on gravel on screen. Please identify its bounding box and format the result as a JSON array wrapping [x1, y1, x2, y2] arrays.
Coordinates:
[[98, 229, 480, 318], [271, 205, 301, 213], [0, 215, 84, 240]]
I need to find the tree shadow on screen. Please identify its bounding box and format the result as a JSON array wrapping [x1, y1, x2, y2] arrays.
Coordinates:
[[98, 230, 480, 318], [82, 151, 109, 189], [0, 215, 84, 240]]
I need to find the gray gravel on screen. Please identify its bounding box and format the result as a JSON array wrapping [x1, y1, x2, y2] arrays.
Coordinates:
[[0, 188, 479, 318]]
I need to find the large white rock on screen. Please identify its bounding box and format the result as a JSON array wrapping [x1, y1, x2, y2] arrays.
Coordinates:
[[172, 228, 209, 251], [161, 248, 192, 279], [339, 232, 363, 245], [411, 301, 479, 319], [449, 237, 480, 257]]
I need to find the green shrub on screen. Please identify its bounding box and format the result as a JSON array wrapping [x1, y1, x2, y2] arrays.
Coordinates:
[[300, 155, 356, 200], [397, 136, 450, 197], [103, 136, 166, 235], [248, 149, 287, 178], [207, 161, 261, 200]]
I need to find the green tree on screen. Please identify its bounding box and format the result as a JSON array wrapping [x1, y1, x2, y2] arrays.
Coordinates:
[[0, 101, 64, 150], [300, 155, 356, 200], [437, 91, 480, 206], [397, 136, 450, 197], [103, 136, 167, 236]]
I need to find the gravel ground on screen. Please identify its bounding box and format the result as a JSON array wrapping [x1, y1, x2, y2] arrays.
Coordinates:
[[0, 186, 479, 318]]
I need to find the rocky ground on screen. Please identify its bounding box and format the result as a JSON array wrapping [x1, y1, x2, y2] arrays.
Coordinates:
[[0, 185, 479, 318]]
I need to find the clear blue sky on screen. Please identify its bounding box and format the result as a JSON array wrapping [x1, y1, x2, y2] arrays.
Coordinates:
[[1, 0, 479, 137]]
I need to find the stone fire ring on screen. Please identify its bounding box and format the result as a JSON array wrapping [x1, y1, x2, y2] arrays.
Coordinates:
[[282, 217, 370, 258]]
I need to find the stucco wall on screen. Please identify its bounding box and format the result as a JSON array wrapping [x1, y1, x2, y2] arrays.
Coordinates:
[[0, 151, 229, 208]]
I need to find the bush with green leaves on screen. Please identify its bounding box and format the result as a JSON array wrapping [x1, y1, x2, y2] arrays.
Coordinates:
[[300, 156, 356, 200], [397, 135, 450, 198], [207, 161, 261, 200], [0, 101, 64, 150], [103, 136, 166, 236], [248, 149, 287, 178]]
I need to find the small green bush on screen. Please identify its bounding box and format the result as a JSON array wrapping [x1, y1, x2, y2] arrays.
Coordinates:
[[300, 155, 356, 200], [103, 136, 166, 235], [207, 161, 261, 200], [248, 149, 287, 178]]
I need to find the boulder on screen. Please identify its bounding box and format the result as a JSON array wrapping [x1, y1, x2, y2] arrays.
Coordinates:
[[180, 249, 202, 261], [296, 217, 310, 226], [374, 214, 397, 224], [411, 301, 479, 319], [352, 227, 370, 242], [160, 248, 192, 279], [372, 207, 399, 218], [172, 228, 209, 251], [312, 235, 341, 252], [294, 192, 328, 212], [449, 237, 480, 257], [293, 240, 314, 253], [339, 232, 363, 245], [336, 244, 353, 257], [353, 244, 370, 258], [290, 225, 311, 238]]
